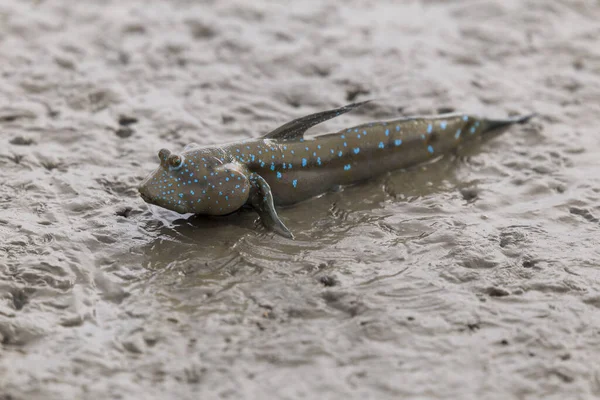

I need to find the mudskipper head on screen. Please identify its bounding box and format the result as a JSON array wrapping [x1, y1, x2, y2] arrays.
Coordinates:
[[138, 147, 251, 215]]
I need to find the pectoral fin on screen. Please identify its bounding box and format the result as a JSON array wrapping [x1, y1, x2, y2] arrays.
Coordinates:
[[248, 173, 294, 239]]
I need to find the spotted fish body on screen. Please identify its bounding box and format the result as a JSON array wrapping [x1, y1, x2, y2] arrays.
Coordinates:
[[138, 101, 534, 238]]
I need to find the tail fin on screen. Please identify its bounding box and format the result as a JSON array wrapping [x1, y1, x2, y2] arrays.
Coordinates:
[[510, 113, 536, 124], [483, 113, 536, 137]]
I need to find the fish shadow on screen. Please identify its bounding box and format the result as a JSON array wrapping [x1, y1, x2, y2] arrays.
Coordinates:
[[136, 208, 261, 273]]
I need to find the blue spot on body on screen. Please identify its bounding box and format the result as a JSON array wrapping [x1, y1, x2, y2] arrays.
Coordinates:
[[463, 115, 469, 121], [427, 124, 433, 134], [190, 190, 195, 195], [440, 121, 447, 130], [396, 125, 400, 132], [363, 130, 367, 135], [271, 163, 275, 171], [354, 129, 358, 132], [344, 164, 351, 171], [470, 126, 476, 134], [338, 151, 343, 157], [276, 172, 282, 179], [385, 129, 390, 136], [292, 179, 298, 188], [395, 139, 402, 146], [313, 152, 316, 157], [455, 129, 461, 139], [343, 142, 347, 147], [353, 148, 360, 154], [378, 142, 385, 149], [305, 147, 309, 151], [288, 163, 292, 169], [428, 145, 434, 154], [302, 158, 307, 167], [317, 144, 321, 149], [317, 157, 322, 165], [357, 134, 361, 139], [178, 193, 183, 198]]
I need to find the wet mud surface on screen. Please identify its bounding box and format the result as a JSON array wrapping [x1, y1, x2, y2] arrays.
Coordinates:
[[1, 0, 600, 399]]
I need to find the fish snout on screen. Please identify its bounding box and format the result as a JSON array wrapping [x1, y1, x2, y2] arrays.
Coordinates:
[[139, 191, 151, 203], [138, 183, 153, 204]]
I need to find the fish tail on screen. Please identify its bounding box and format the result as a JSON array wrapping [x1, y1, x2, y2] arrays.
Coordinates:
[[481, 113, 536, 138]]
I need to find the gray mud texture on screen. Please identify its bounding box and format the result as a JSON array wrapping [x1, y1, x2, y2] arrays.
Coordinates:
[[1, 0, 600, 399]]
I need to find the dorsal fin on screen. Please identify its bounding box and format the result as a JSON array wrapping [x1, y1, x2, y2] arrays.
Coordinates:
[[262, 100, 371, 141]]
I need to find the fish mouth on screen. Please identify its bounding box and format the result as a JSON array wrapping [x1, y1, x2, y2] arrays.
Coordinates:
[[139, 192, 151, 203], [138, 185, 153, 204]]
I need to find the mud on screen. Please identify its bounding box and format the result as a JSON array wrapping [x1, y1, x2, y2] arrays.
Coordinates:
[[1, 0, 600, 399]]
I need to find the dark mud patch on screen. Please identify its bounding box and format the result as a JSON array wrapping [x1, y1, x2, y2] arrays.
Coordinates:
[[9, 136, 35, 146]]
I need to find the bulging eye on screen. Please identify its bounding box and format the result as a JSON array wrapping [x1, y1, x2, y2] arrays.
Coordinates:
[[158, 148, 171, 162], [168, 154, 184, 170]]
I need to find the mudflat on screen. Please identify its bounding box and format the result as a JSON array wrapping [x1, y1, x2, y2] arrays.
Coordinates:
[[1, 1, 599, 399]]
